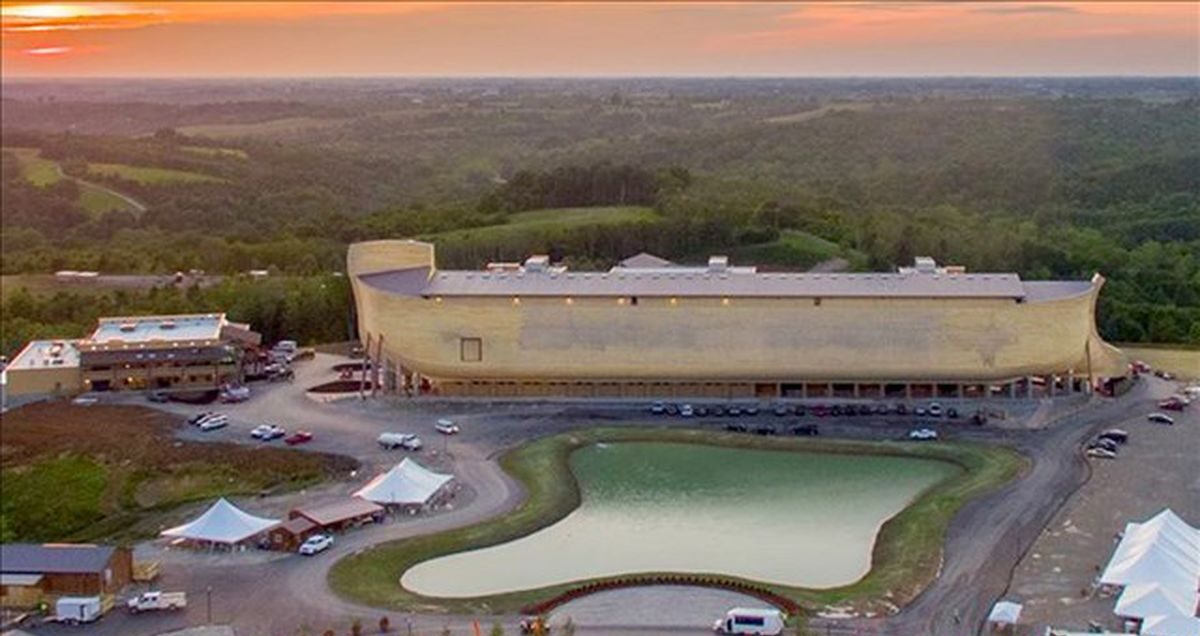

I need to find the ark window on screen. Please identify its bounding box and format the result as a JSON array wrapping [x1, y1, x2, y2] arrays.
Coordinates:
[[460, 337, 482, 363]]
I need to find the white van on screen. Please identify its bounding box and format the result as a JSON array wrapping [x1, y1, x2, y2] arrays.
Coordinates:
[[713, 608, 785, 635], [378, 432, 422, 450], [198, 414, 229, 431], [56, 596, 103, 624], [275, 340, 298, 353]]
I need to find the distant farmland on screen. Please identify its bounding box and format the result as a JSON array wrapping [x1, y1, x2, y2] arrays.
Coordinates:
[[2, 146, 143, 216], [424, 206, 659, 243], [88, 161, 225, 184]]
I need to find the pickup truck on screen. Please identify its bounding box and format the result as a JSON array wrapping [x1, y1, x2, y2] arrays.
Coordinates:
[[127, 591, 187, 613]]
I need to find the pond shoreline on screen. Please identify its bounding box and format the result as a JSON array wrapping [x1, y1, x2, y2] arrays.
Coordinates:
[[328, 427, 1026, 616]]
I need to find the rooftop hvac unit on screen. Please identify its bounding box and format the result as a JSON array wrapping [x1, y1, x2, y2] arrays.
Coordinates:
[[119, 322, 138, 332], [160, 321, 176, 330]]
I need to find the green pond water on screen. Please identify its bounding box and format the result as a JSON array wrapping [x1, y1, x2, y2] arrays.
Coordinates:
[[402, 442, 959, 597]]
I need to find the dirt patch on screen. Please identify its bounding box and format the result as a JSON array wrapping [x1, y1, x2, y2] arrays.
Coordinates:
[[0, 401, 358, 542]]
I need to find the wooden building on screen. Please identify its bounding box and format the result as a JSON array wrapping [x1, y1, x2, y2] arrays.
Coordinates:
[[0, 544, 132, 608]]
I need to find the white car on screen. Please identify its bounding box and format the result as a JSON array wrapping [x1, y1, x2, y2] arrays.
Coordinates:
[[434, 419, 460, 435], [187, 411, 216, 426], [680, 404, 694, 417], [378, 433, 422, 451], [198, 414, 229, 431], [1086, 447, 1117, 460], [298, 534, 333, 556], [220, 385, 251, 403], [908, 428, 939, 441], [650, 401, 666, 415], [251, 424, 286, 440], [1147, 413, 1175, 425], [927, 402, 944, 417]]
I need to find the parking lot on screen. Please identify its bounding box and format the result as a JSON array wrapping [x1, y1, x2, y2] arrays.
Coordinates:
[[1008, 376, 1199, 632]]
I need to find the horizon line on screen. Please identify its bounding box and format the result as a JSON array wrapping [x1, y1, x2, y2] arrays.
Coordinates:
[[5, 73, 1199, 81]]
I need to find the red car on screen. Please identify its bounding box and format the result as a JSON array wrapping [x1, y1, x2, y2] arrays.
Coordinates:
[[285, 431, 314, 445], [1158, 399, 1186, 411]]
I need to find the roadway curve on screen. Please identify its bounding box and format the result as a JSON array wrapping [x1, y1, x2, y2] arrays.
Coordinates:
[[55, 163, 148, 213]]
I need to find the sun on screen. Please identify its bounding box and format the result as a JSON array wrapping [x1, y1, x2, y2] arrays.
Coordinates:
[[1, 4, 99, 20]]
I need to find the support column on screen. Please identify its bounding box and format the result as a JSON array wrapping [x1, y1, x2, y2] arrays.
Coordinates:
[[853, 383, 860, 398], [905, 383, 912, 400], [801, 383, 808, 399], [1009, 382, 1017, 399], [1067, 370, 1075, 395], [1049, 375, 1057, 398], [956, 384, 965, 399]]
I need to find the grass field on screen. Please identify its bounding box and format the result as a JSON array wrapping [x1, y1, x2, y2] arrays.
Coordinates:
[[3, 146, 63, 186], [329, 427, 1024, 616], [720, 230, 867, 271], [181, 145, 249, 159], [88, 162, 225, 184], [0, 402, 357, 543], [424, 206, 659, 244], [1120, 345, 1200, 380], [2, 146, 142, 215]]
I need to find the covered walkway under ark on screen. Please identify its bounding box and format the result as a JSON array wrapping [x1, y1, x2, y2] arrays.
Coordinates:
[[356, 358, 1100, 400]]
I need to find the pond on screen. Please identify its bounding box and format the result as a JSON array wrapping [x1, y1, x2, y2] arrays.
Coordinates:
[[402, 441, 959, 597]]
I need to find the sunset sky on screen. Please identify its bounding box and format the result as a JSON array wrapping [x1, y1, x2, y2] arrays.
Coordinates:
[[2, 2, 1197, 77]]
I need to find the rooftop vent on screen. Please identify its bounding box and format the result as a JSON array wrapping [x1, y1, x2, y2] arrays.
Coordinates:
[[708, 255, 729, 273], [159, 320, 176, 330], [914, 257, 938, 274], [119, 322, 137, 332]]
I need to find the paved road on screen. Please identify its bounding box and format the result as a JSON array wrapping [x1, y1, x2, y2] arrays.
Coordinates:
[[27, 355, 1163, 636], [54, 163, 148, 213]]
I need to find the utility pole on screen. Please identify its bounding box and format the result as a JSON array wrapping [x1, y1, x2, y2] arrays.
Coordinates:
[[206, 585, 213, 624]]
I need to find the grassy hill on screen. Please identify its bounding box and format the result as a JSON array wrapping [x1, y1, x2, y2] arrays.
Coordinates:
[[88, 161, 224, 184], [718, 230, 868, 271], [424, 206, 659, 243], [3, 147, 141, 216]]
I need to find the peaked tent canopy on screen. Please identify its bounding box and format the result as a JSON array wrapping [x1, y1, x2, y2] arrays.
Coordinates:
[[161, 498, 280, 544], [354, 458, 453, 506], [1114, 583, 1199, 620], [1141, 615, 1200, 636], [987, 600, 1023, 625]]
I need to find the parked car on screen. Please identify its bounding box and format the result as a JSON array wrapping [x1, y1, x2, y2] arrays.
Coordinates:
[[858, 404, 873, 416], [220, 385, 251, 403], [435, 419, 461, 435], [713, 608, 785, 636], [727, 406, 743, 417], [665, 404, 680, 416], [679, 404, 694, 418], [299, 534, 334, 556], [946, 407, 960, 419], [1158, 398, 1187, 411], [251, 424, 286, 440], [1154, 370, 1175, 380], [773, 404, 790, 417], [650, 401, 666, 415], [1147, 413, 1176, 425], [794, 405, 807, 417], [1098, 429, 1129, 444], [745, 404, 760, 416], [874, 404, 889, 415], [147, 390, 170, 403], [895, 404, 909, 415], [711, 405, 726, 417], [724, 423, 748, 433], [754, 424, 777, 436], [830, 405, 843, 417], [908, 428, 939, 441], [928, 402, 944, 417], [127, 591, 187, 613], [914, 406, 928, 417], [694, 405, 710, 417], [198, 414, 229, 431], [811, 404, 829, 417], [1086, 447, 1118, 460], [378, 432, 423, 450], [187, 411, 216, 426], [791, 424, 820, 436], [1087, 438, 1119, 453], [285, 430, 314, 445]]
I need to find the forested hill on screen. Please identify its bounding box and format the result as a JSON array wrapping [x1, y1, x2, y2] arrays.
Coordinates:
[[1, 78, 1197, 350]]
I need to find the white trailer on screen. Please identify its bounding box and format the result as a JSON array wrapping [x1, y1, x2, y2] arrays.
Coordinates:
[[713, 608, 785, 636], [55, 596, 103, 624]]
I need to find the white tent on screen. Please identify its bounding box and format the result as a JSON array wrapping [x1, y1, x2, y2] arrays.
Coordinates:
[[161, 498, 280, 545], [1114, 583, 1199, 620], [987, 600, 1022, 625], [353, 458, 453, 506], [1101, 545, 1197, 589], [1141, 615, 1200, 636]]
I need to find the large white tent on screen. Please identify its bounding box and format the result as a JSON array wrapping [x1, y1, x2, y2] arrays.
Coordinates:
[[1114, 583, 1199, 620], [354, 458, 453, 506], [161, 498, 280, 545], [1101, 508, 1200, 589], [1141, 615, 1200, 636]]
